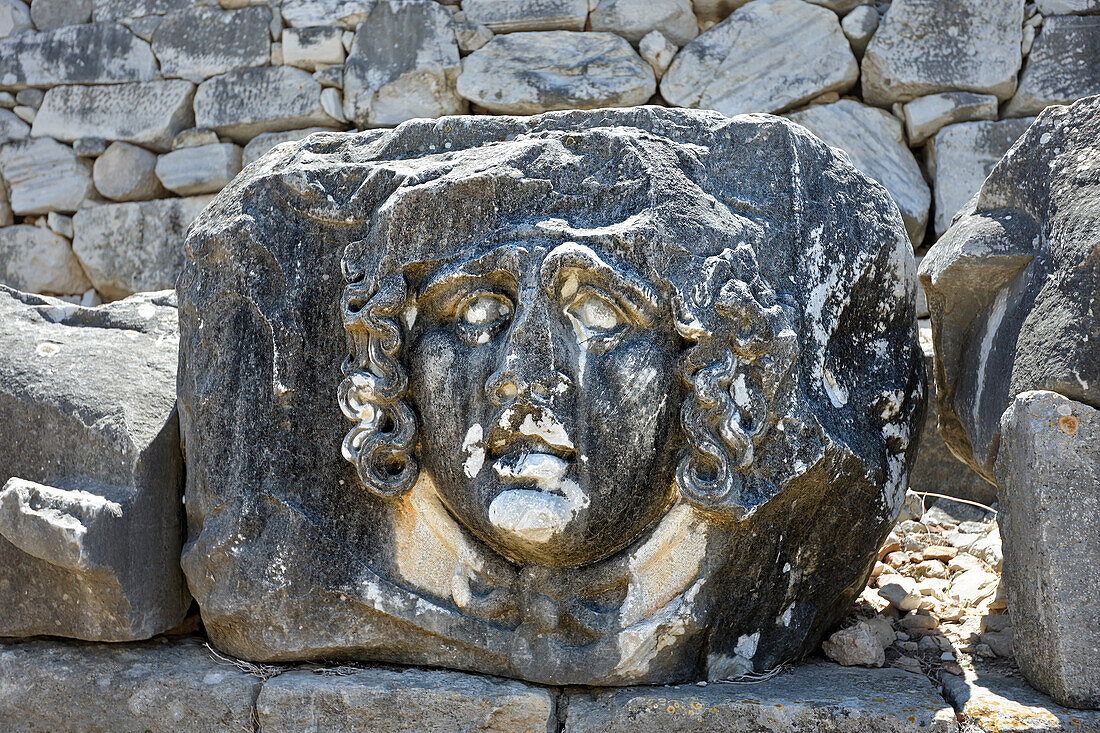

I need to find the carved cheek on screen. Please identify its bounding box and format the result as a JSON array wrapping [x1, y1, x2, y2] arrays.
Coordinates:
[[592, 338, 676, 447]]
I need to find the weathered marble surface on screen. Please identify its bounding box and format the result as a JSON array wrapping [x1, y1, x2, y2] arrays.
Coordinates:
[[0, 287, 190, 641], [179, 106, 923, 686]]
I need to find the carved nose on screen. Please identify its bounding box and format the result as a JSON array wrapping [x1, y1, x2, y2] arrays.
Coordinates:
[[485, 298, 571, 406]]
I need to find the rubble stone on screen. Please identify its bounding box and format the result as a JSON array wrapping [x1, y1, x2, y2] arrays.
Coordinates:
[[280, 0, 376, 29], [0, 107, 27, 144], [154, 142, 242, 196], [172, 127, 219, 149], [282, 25, 344, 70], [0, 22, 158, 89], [457, 32, 655, 114], [0, 137, 96, 215], [639, 30, 677, 79], [462, 0, 588, 32], [0, 287, 189, 640], [862, 0, 1023, 106], [151, 6, 270, 81], [589, 0, 698, 47], [241, 126, 330, 166], [31, 80, 196, 152], [841, 4, 878, 56], [821, 622, 886, 667], [0, 225, 90, 294], [661, 0, 859, 116], [1004, 15, 1100, 117], [342, 0, 465, 128], [93, 141, 166, 202], [903, 91, 999, 145], [195, 66, 341, 143], [0, 0, 32, 40], [72, 136, 106, 156], [29, 0, 90, 30]]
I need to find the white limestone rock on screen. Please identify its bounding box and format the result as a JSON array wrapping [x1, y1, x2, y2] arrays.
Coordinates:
[[281, 0, 375, 28], [1004, 15, 1100, 117], [0, 0, 31, 40], [639, 29, 677, 79], [71, 195, 213, 298], [171, 127, 219, 149], [1036, 0, 1100, 12], [589, 0, 698, 47], [31, 80, 196, 152], [462, 0, 588, 32], [0, 225, 90, 295], [46, 210, 72, 237], [11, 104, 32, 124], [925, 118, 1035, 235], [0, 107, 28, 144], [30, 0, 90, 30], [155, 142, 242, 196], [0, 137, 96, 215], [342, 0, 466, 128], [788, 100, 930, 245], [902, 91, 999, 145], [282, 25, 345, 70], [91, 0, 191, 21], [841, 4, 878, 56], [661, 0, 859, 116], [0, 22, 158, 89], [453, 11, 493, 53], [195, 66, 341, 143], [93, 141, 166, 202], [862, 0, 1024, 106], [457, 31, 655, 114], [151, 6, 270, 81], [241, 126, 330, 166]]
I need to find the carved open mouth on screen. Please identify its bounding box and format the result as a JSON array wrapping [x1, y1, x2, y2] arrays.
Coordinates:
[[486, 435, 576, 463]]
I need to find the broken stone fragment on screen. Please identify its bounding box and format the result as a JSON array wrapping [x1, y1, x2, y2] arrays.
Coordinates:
[[903, 91, 999, 145], [462, 0, 588, 32], [822, 622, 886, 667], [0, 136, 96, 215], [0, 287, 189, 640], [662, 0, 859, 116], [0, 224, 90, 295], [457, 31, 656, 114], [31, 80, 196, 152], [1004, 15, 1100, 117]]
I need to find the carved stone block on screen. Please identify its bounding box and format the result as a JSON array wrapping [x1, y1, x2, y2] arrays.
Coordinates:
[[178, 107, 924, 685]]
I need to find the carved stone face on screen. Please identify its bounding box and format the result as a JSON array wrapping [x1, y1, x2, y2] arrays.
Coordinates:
[[408, 241, 682, 566]]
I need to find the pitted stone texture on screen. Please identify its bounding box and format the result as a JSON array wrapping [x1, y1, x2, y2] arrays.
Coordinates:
[[0, 22, 157, 89], [0, 0, 32, 40], [0, 107, 27, 144], [280, 0, 376, 28], [152, 6, 271, 81], [661, 0, 859, 117], [282, 25, 344, 70], [72, 196, 212, 299], [943, 670, 1100, 731], [178, 107, 923, 685], [457, 32, 655, 114], [995, 391, 1099, 708], [862, 0, 1024, 106], [462, 0, 588, 32], [155, 143, 242, 196], [903, 92, 999, 145], [31, 81, 195, 153], [94, 142, 165, 202], [0, 225, 90, 295], [342, 0, 465, 128], [925, 118, 1034, 236], [91, 0, 191, 21], [242, 126, 330, 166], [0, 137, 95, 215], [0, 288, 189, 641], [0, 638, 259, 731], [1037, 0, 1100, 12], [788, 100, 930, 246], [920, 96, 1099, 484], [1004, 15, 1100, 117], [30, 0, 90, 30], [564, 660, 956, 731], [589, 0, 698, 47], [195, 66, 341, 143], [258, 668, 556, 732]]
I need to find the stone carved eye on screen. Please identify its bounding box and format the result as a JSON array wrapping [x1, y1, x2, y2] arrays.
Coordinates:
[[565, 289, 628, 351], [456, 290, 513, 345]]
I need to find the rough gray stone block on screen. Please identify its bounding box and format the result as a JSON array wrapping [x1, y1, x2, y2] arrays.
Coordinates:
[[862, 0, 1024, 106], [0, 638, 259, 731], [258, 668, 556, 732], [154, 142, 242, 195], [282, 25, 344, 70], [996, 391, 1099, 708], [0, 224, 90, 295], [0, 107, 27, 144], [195, 65, 341, 143], [589, 0, 698, 47], [29, 0, 90, 30], [91, 0, 191, 21], [342, 0, 465, 128], [787, 99, 930, 246], [0, 22, 157, 89], [1004, 15, 1100, 117], [0, 137, 96, 215], [457, 32, 655, 114], [661, 0, 859, 116], [903, 91, 999, 146], [93, 141, 166, 202], [920, 96, 1098, 482], [0, 0, 32, 40], [1036, 0, 1100, 13], [462, 0, 588, 32], [151, 5, 271, 81], [925, 117, 1034, 236], [0, 287, 189, 640], [71, 195, 213, 299], [31, 80, 195, 153], [280, 0, 376, 28], [564, 660, 956, 731]]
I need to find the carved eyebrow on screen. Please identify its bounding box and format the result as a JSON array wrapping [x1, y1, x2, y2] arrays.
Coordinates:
[[540, 242, 660, 325], [419, 246, 521, 303]]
